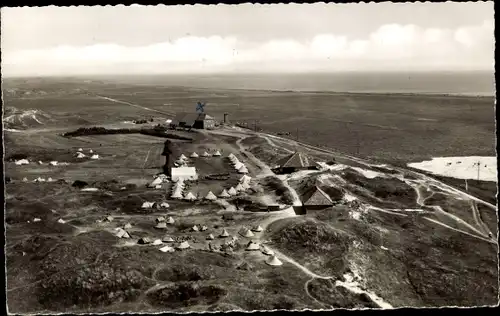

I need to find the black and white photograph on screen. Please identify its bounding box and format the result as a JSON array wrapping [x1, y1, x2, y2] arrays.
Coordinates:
[[2, 2, 497, 313]]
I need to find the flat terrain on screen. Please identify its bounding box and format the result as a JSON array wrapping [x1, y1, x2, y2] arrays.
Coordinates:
[[3, 77, 498, 313]]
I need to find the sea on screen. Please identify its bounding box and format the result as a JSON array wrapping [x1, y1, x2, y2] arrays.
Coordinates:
[[95, 71, 496, 97]]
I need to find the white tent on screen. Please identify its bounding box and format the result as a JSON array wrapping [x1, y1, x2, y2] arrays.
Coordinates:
[[266, 255, 283, 266], [90, 154, 99, 160], [155, 222, 167, 229], [241, 182, 250, 190], [124, 223, 133, 229], [152, 239, 163, 245], [89, 149, 94, 153], [237, 165, 249, 174], [47, 177, 54, 182], [200, 225, 208, 231], [22, 177, 28, 182], [213, 150, 222, 157], [184, 192, 197, 200], [149, 177, 163, 187], [116, 228, 130, 238], [155, 184, 162, 189], [219, 189, 231, 198], [49, 161, 58, 166], [159, 245, 175, 253], [190, 152, 199, 158], [177, 241, 191, 249], [245, 242, 260, 251], [171, 167, 198, 182], [228, 153, 235, 159], [234, 162, 244, 170], [239, 175, 252, 183], [235, 183, 244, 192], [179, 154, 188, 160], [38, 161, 44, 165], [240, 228, 255, 238], [171, 189, 184, 199], [228, 187, 237, 196], [15, 159, 30, 165], [261, 245, 274, 256], [77, 148, 83, 152], [166, 216, 175, 224], [252, 225, 263, 232], [207, 234, 215, 240], [142, 201, 155, 209], [192, 225, 200, 232], [160, 202, 170, 208], [204, 191, 217, 201], [57, 218, 66, 224], [219, 229, 230, 238], [76, 152, 86, 159], [202, 151, 211, 157], [162, 236, 175, 242]]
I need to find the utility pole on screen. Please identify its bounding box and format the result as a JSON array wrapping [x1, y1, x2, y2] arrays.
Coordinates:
[[296, 128, 299, 141], [473, 161, 481, 181]]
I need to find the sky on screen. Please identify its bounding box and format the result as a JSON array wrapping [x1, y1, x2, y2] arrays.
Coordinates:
[[0, 2, 495, 77]]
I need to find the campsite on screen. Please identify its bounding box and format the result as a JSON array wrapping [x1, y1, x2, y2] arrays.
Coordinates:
[[3, 77, 498, 313]]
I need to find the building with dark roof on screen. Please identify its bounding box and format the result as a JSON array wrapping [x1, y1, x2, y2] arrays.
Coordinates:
[[272, 151, 320, 174], [293, 185, 335, 215], [171, 112, 216, 130]]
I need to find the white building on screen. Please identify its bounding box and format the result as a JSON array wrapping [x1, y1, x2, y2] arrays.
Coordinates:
[[171, 167, 198, 182]]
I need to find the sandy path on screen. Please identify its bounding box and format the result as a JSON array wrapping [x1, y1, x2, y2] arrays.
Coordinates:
[[423, 217, 495, 244], [95, 95, 175, 117]]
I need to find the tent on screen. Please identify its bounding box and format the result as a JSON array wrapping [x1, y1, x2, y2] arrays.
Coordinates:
[[240, 229, 255, 238], [160, 202, 170, 208], [241, 182, 250, 190], [235, 183, 244, 192], [149, 177, 163, 187], [57, 218, 66, 224], [190, 152, 199, 158], [192, 225, 200, 232], [49, 161, 59, 166], [162, 236, 175, 242], [228, 153, 235, 159], [202, 151, 211, 157], [171, 189, 184, 199], [142, 202, 155, 209], [261, 245, 274, 256], [89, 149, 94, 153], [245, 241, 260, 251], [105, 216, 114, 222], [177, 241, 191, 249], [47, 177, 54, 182], [204, 191, 217, 201], [156, 216, 166, 223], [213, 150, 222, 157], [166, 216, 175, 224], [138, 237, 152, 244], [76, 152, 86, 159], [184, 192, 197, 201], [15, 159, 30, 165], [237, 165, 249, 174], [228, 187, 237, 196], [266, 255, 283, 266], [77, 148, 83, 152], [38, 161, 44, 165], [252, 225, 263, 232], [159, 245, 175, 253], [90, 154, 99, 160], [124, 223, 133, 229], [207, 234, 215, 240], [152, 239, 163, 245], [179, 154, 188, 160], [155, 185, 162, 189], [171, 167, 198, 182], [33, 218, 42, 222], [155, 222, 168, 229], [200, 225, 208, 231], [116, 229, 130, 238], [219, 189, 230, 198], [239, 175, 252, 183], [219, 229, 230, 238], [234, 162, 244, 170], [22, 177, 28, 182]]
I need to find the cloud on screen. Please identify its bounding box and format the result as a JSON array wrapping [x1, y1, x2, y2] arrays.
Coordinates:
[[1, 20, 494, 76]]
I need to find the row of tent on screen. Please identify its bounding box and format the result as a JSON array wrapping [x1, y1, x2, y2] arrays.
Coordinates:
[[228, 153, 249, 174], [15, 159, 70, 166], [141, 201, 170, 209], [189, 150, 222, 158], [23, 177, 55, 183], [76, 152, 100, 160]]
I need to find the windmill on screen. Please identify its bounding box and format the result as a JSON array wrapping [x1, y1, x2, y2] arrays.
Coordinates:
[[196, 101, 206, 113]]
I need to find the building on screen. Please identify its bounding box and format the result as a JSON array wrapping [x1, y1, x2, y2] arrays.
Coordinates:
[[171, 167, 198, 182], [294, 185, 334, 215], [272, 151, 320, 174], [171, 112, 216, 130]]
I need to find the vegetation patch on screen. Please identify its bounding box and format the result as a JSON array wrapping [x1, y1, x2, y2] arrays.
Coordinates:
[[147, 282, 227, 308]]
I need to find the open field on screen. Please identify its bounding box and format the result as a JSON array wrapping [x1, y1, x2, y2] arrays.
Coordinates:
[[3, 77, 498, 312]]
